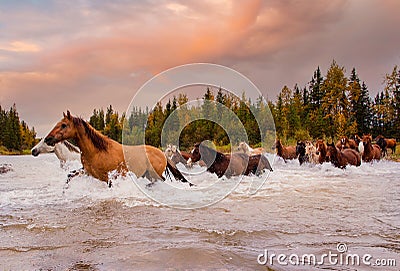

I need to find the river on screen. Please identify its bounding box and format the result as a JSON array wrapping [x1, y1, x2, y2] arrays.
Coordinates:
[[0, 154, 398, 270]]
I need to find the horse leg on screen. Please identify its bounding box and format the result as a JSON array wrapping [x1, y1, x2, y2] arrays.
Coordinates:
[[142, 170, 163, 188], [66, 167, 85, 184]]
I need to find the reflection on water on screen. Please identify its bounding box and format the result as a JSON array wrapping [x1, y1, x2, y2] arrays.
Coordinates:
[[0, 154, 399, 270]]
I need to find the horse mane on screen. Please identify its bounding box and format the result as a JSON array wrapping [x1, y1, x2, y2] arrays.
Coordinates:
[[72, 117, 109, 151], [199, 144, 226, 165], [63, 140, 80, 153]]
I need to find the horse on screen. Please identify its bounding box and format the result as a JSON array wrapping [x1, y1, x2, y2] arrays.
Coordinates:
[[362, 134, 381, 162], [326, 143, 361, 169], [353, 134, 362, 145], [336, 136, 357, 151], [352, 134, 364, 155], [296, 141, 307, 165], [237, 142, 265, 155], [165, 145, 193, 168], [375, 136, 387, 157], [45, 111, 192, 186], [274, 139, 297, 162], [385, 138, 397, 154], [305, 141, 319, 164], [189, 143, 250, 178], [244, 154, 273, 175], [31, 137, 81, 167], [315, 139, 328, 164], [375, 135, 396, 156]]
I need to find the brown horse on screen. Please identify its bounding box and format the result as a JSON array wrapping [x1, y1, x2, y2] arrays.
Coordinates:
[[244, 154, 273, 175], [375, 135, 396, 155], [362, 134, 381, 162], [45, 111, 192, 186], [190, 143, 249, 178], [275, 139, 297, 162], [315, 140, 328, 164], [326, 143, 361, 169]]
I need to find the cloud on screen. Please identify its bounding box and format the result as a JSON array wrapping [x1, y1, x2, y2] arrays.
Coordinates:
[[0, 41, 41, 52], [0, 0, 399, 136]]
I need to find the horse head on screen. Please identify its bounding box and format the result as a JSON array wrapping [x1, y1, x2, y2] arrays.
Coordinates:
[[362, 134, 372, 146], [190, 143, 202, 163], [353, 134, 362, 144], [325, 142, 337, 161], [45, 111, 76, 146], [31, 137, 55, 156], [190, 142, 217, 167]]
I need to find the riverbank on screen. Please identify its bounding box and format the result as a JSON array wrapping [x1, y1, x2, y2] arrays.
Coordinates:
[[0, 146, 31, 155]]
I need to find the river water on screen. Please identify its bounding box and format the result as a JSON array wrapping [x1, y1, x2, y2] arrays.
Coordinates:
[[0, 154, 398, 270]]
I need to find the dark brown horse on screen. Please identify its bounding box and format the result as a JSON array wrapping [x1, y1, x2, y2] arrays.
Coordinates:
[[315, 139, 328, 164], [244, 154, 273, 175], [190, 143, 249, 178], [45, 111, 192, 186], [296, 141, 307, 165], [326, 143, 361, 169], [275, 139, 297, 162], [362, 134, 381, 162]]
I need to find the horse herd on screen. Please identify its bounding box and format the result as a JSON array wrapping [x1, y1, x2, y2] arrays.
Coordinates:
[[31, 111, 273, 187], [30, 111, 397, 187], [275, 134, 397, 169]]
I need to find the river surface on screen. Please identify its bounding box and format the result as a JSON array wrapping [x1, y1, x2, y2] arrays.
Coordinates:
[[0, 154, 399, 271]]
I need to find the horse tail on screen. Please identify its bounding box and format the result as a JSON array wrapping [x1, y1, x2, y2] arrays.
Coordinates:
[[166, 160, 194, 186]]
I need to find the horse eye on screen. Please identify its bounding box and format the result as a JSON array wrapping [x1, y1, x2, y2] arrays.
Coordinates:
[[61, 123, 67, 129]]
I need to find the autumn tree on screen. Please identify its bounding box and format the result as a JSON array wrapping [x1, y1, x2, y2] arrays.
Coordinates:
[[321, 60, 350, 139]]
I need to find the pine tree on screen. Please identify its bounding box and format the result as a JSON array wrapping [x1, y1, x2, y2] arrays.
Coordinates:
[[321, 60, 349, 138], [348, 68, 362, 134], [384, 65, 400, 138], [309, 66, 324, 110]]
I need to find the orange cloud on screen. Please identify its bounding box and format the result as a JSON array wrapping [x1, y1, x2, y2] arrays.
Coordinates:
[[0, 41, 41, 52]]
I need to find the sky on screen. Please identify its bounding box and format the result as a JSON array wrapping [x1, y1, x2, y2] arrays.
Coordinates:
[[0, 0, 399, 136]]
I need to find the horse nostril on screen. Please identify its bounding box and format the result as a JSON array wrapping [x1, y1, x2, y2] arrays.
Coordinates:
[[32, 149, 39, 156]]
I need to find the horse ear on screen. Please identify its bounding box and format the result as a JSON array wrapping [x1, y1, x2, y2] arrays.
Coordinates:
[[66, 110, 71, 119]]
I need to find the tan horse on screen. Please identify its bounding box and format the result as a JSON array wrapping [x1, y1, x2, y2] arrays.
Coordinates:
[[237, 142, 265, 155], [45, 111, 192, 186], [362, 134, 381, 162], [305, 141, 319, 164]]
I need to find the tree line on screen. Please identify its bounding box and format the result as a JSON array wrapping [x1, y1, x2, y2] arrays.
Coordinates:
[[0, 104, 36, 152], [3, 61, 397, 153], [88, 61, 399, 150], [271, 61, 400, 143], [89, 90, 273, 150]]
